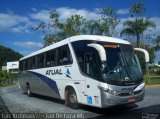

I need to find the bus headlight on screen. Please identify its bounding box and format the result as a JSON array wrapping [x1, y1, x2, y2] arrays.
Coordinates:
[[105, 89, 120, 96], [98, 85, 120, 96]]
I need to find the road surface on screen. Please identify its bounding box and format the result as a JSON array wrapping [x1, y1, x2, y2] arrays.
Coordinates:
[[0, 85, 160, 119]]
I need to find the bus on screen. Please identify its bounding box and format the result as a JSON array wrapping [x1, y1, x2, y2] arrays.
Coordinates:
[[19, 35, 149, 108]]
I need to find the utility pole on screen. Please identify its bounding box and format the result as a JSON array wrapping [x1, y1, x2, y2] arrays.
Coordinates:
[[32, 27, 38, 50]]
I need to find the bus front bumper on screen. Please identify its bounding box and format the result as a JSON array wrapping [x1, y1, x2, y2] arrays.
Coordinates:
[[101, 89, 145, 108]]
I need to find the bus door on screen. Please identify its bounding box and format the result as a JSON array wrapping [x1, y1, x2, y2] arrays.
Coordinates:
[[84, 53, 101, 107]]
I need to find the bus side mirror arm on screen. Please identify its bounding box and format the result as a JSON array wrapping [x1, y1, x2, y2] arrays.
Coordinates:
[[134, 48, 149, 63], [87, 43, 107, 62]]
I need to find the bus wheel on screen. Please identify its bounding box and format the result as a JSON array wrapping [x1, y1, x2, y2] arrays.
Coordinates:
[[26, 84, 32, 97], [67, 88, 78, 109]]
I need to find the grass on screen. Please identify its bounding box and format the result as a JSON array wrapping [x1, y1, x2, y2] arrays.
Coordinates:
[[144, 74, 160, 86]]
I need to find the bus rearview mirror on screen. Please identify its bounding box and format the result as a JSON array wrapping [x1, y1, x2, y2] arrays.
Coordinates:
[[87, 43, 107, 62], [134, 48, 149, 63]]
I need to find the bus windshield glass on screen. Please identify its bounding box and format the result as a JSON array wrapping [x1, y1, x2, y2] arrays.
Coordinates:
[[102, 44, 143, 86]]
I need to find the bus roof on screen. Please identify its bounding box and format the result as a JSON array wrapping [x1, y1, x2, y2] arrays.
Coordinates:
[[20, 35, 130, 61]]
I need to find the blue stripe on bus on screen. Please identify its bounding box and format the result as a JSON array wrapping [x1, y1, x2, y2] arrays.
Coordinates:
[[28, 71, 60, 97]]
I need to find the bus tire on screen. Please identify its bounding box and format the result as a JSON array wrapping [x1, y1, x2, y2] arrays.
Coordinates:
[[66, 88, 78, 109], [26, 83, 32, 97]]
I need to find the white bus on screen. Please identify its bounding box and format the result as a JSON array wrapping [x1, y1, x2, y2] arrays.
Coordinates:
[[19, 35, 149, 108]]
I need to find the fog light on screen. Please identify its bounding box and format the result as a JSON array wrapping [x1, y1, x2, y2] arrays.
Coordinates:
[[106, 99, 111, 104]]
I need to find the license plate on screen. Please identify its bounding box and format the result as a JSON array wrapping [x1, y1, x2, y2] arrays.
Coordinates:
[[128, 98, 136, 102]]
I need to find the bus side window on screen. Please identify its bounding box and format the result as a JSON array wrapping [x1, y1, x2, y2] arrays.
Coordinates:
[[57, 45, 72, 65], [23, 60, 25, 71], [46, 51, 51, 67], [30, 56, 36, 69], [85, 53, 98, 79], [24, 59, 29, 70], [37, 54, 44, 68], [46, 50, 56, 67], [19, 61, 23, 71], [50, 50, 56, 66], [77, 56, 84, 73]]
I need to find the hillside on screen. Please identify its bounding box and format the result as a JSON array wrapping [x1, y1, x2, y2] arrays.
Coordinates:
[[0, 45, 23, 67]]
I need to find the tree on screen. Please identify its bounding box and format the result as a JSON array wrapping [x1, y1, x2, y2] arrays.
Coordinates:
[[100, 8, 119, 36], [121, 18, 156, 47], [49, 10, 64, 32], [121, 3, 156, 47], [37, 10, 87, 46], [85, 20, 102, 35], [63, 15, 86, 37], [130, 3, 145, 18], [136, 44, 155, 73], [0, 45, 23, 67], [43, 32, 67, 47]]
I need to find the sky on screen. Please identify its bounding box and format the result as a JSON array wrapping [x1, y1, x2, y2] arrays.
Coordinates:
[[0, 0, 160, 63]]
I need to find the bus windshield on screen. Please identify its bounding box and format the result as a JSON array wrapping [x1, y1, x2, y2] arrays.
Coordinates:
[[102, 44, 143, 86]]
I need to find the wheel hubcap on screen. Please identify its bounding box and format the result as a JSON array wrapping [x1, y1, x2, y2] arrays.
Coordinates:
[[70, 94, 77, 103]]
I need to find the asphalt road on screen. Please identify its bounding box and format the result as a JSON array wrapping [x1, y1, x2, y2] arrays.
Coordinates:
[[0, 85, 160, 119]]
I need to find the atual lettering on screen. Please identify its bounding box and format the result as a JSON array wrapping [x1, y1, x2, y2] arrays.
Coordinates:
[[46, 69, 62, 75]]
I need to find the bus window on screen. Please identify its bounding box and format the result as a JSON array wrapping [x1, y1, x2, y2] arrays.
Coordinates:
[[30, 56, 36, 69], [24, 59, 29, 70], [46, 50, 56, 67], [77, 56, 84, 73], [46, 51, 51, 67], [85, 53, 98, 79], [37, 53, 44, 68], [50, 50, 56, 66], [57, 45, 72, 65], [19, 61, 23, 71]]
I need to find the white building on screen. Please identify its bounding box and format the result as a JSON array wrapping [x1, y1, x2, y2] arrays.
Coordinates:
[[7, 61, 19, 73]]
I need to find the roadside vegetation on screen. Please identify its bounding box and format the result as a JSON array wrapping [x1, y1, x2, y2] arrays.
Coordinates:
[[144, 66, 160, 86], [0, 45, 23, 68], [0, 45, 22, 88], [0, 70, 18, 88]]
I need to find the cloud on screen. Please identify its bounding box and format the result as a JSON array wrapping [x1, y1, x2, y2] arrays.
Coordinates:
[[29, 10, 50, 22], [56, 7, 100, 21], [12, 26, 30, 33], [19, 50, 35, 56], [1, 7, 159, 37], [0, 13, 17, 29], [29, 7, 100, 23], [116, 8, 129, 15], [31, 8, 37, 12], [150, 17, 160, 35], [0, 12, 33, 33], [12, 41, 43, 48], [0, 7, 100, 33]]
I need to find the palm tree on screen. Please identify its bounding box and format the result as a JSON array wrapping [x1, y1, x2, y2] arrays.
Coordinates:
[[86, 20, 103, 35], [121, 18, 156, 47]]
